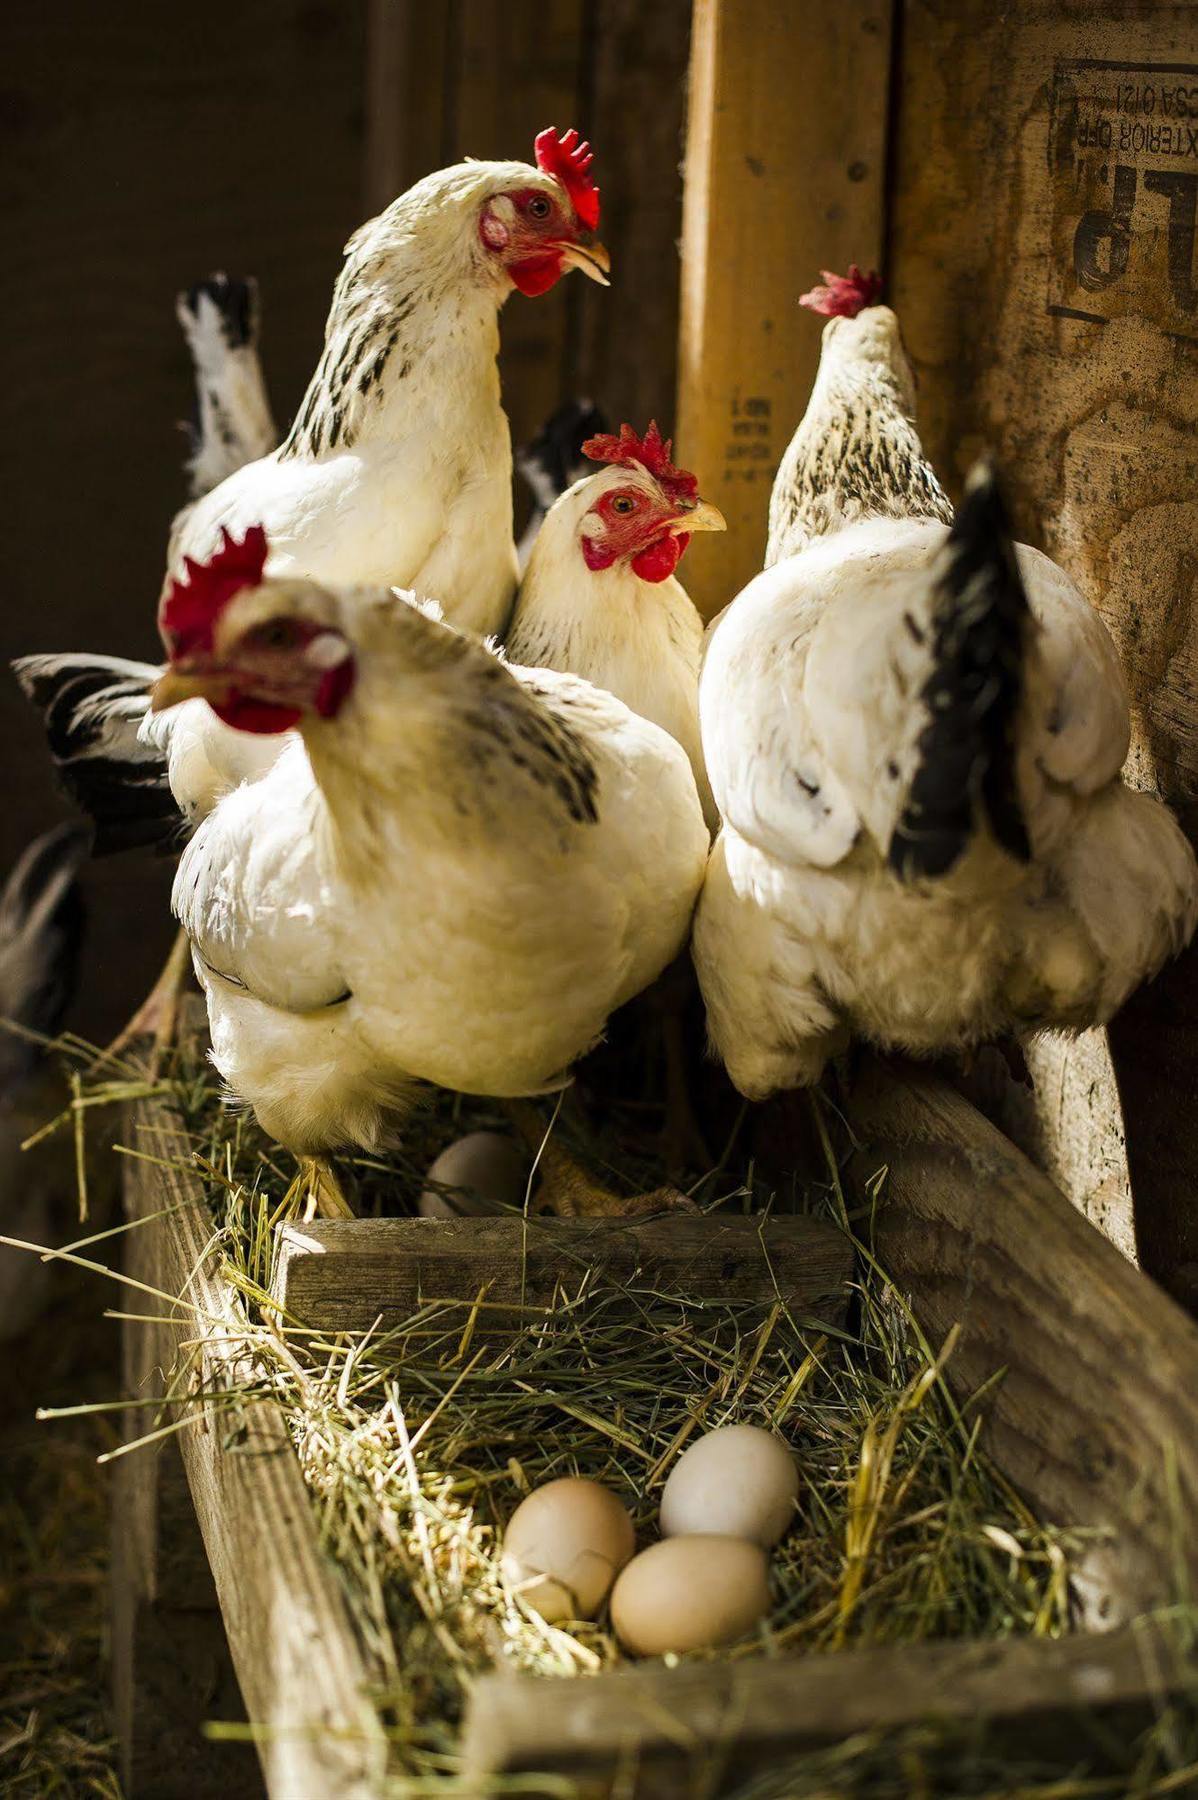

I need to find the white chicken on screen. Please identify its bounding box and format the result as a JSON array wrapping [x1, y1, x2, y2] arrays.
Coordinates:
[[693, 267, 1198, 1099], [506, 422, 724, 829], [168, 127, 609, 634], [18, 128, 610, 844], [149, 528, 709, 1215]]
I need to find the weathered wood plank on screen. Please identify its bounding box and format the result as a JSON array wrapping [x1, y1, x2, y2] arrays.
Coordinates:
[[273, 1213, 852, 1334], [844, 1057, 1198, 1625], [462, 1618, 1194, 1794], [122, 1093, 386, 1799], [676, 0, 894, 617], [887, 0, 1198, 1290]]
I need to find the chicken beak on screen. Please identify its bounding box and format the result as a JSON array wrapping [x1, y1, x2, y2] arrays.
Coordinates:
[[674, 500, 727, 535], [558, 240, 612, 286], [150, 666, 219, 713]]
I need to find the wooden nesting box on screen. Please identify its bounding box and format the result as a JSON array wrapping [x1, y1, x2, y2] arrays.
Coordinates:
[[115, 1050, 1198, 1798]]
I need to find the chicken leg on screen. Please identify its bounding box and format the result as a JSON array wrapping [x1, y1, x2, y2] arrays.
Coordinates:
[[294, 1156, 356, 1222], [503, 1099, 696, 1220]]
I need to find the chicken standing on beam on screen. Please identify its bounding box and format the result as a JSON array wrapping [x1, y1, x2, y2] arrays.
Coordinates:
[[17, 128, 609, 1061], [693, 267, 1198, 1099], [147, 529, 709, 1219]]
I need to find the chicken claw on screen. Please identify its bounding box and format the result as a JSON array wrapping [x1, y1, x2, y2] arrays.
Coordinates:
[[503, 1099, 697, 1220]]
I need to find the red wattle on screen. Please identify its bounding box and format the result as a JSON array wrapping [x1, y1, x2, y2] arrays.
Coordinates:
[[316, 659, 356, 719], [631, 533, 686, 583], [509, 254, 564, 297], [212, 694, 303, 735]]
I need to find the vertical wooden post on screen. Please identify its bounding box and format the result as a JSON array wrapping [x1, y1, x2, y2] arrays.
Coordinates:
[[676, 0, 895, 618]]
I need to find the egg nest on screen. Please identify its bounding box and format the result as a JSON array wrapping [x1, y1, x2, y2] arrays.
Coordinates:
[[84, 1026, 1098, 1798]]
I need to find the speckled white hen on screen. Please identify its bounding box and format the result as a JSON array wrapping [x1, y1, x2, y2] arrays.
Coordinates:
[[694, 268, 1198, 1099], [506, 422, 724, 830], [152, 533, 708, 1155], [16, 132, 611, 841]]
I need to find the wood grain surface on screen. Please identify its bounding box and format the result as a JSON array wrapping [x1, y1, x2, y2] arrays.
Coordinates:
[[463, 1618, 1194, 1793], [845, 1056, 1198, 1626], [887, 0, 1198, 1292], [272, 1211, 852, 1334], [676, 0, 894, 616], [120, 1091, 385, 1799]]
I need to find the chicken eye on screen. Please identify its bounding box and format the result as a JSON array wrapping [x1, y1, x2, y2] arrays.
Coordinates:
[[611, 495, 637, 515], [526, 194, 552, 221], [250, 620, 297, 650]]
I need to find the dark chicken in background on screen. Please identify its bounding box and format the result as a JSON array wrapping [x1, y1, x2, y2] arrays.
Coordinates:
[[0, 824, 90, 1339]]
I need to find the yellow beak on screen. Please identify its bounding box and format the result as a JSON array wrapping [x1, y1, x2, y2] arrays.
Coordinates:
[[673, 500, 727, 535], [150, 667, 219, 713], [558, 240, 612, 286]]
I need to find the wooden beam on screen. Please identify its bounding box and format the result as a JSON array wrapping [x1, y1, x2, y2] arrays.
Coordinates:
[[462, 1619, 1194, 1793], [676, 0, 894, 617], [121, 1093, 387, 1799], [843, 1057, 1198, 1625], [272, 1213, 852, 1335]]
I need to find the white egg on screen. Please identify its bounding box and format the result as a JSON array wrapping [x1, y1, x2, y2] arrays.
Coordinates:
[[501, 1477, 635, 1623], [610, 1535, 770, 1656], [660, 1424, 799, 1548], [419, 1131, 528, 1219]]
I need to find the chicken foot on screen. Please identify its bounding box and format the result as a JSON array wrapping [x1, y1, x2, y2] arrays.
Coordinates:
[[503, 1098, 696, 1220], [294, 1157, 356, 1222]]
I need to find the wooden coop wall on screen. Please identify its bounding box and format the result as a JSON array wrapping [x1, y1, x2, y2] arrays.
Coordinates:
[[887, 0, 1198, 1299]]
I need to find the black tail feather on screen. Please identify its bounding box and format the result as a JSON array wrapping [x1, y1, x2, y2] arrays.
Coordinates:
[[888, 462, 1032, 881], [517, 397, 610, 512], [12, 653, 178, 856]]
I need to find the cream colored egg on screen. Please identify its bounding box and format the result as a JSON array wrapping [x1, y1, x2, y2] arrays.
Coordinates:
[[501, 1477, 635, 1622], [610, 1536, 770, 1656], [660, 1424, 799, 1548], [419, 1131, 528, 1219]]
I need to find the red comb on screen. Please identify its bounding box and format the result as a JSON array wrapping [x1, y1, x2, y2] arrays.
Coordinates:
[[798, 265, 883, 318], [160, 524, 269, 657], [583, 421, 699, 506], [534, 127, 600, 231]]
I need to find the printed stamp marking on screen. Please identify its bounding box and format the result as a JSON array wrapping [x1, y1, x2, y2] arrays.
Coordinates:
[[1049, 59, 1198, 342]]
